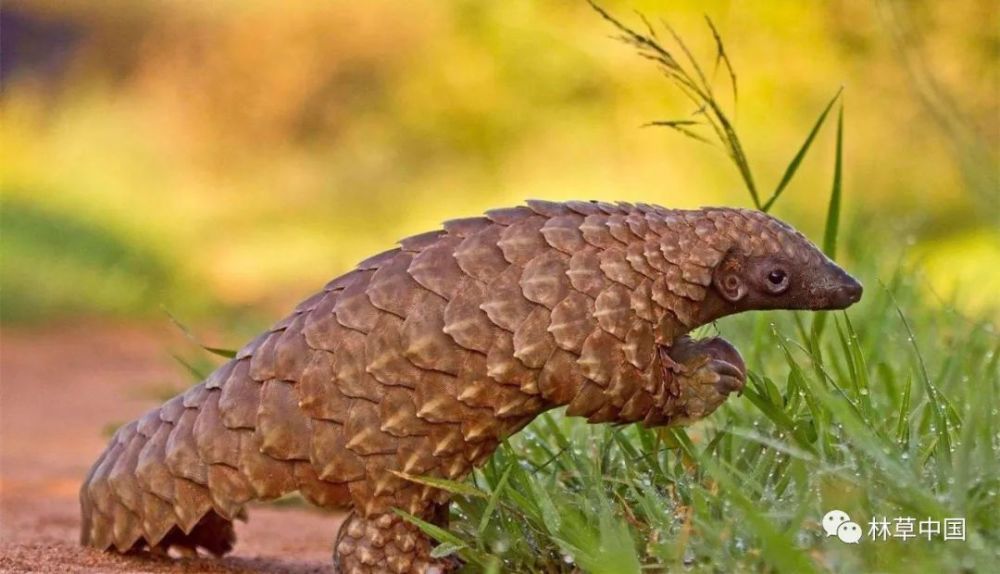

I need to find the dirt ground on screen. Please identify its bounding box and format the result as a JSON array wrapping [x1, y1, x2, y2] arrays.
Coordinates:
[[0, 323, 343, 573]]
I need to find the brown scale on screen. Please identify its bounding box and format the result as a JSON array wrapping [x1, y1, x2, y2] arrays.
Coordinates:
[[80, 201, 863, 573]]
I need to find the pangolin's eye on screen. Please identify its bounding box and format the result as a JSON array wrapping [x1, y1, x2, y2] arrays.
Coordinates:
[[766, 269, 789, 292]]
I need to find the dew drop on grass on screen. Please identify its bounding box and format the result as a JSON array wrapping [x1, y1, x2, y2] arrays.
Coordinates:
[[860, 389, 869, 396], [492, 538, 510, 553], [734, 537, 747, 553]]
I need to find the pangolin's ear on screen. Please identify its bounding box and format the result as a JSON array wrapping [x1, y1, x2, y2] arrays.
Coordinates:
[[717, 273, 747, 302], [713, 248, 747, 303]]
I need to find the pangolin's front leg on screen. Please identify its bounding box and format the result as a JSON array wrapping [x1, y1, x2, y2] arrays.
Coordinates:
[[656, 335, 747, 424]]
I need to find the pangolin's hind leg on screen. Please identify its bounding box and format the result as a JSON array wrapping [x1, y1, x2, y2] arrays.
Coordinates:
[[334, 505, 459, 574], [153, 510, 236, 557]]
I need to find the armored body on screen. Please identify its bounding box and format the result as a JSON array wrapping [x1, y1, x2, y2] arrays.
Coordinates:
[[80, 201, 862, 572]]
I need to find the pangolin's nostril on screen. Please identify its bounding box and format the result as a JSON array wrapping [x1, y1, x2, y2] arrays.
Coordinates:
[[841, 277, 863, 304], [849, 280, 863, 302], [828, 273, 863, 308]]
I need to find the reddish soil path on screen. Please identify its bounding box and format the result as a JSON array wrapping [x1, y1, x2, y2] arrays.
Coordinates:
[[0, 323, 342, 573]]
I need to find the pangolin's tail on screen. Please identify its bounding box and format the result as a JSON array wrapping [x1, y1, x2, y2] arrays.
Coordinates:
[[79, 374, 351, 556], [79, 381, 248, 555]]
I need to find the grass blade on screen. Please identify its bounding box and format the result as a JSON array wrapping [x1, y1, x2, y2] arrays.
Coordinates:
[[394, 509, 491, 567], [705, 16, 737, 108], [163, 308, 237, 359], [896, 373, 913, 446], [761, 90, 842, 212], [477, 462, 515, 538], [168, 351, 209, 381], [821, 103, 845, 258], [391, 471, 487, 498], [809, 102, 845, 341]]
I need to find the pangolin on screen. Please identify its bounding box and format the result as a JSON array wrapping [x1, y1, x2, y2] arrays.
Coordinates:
[[80, 201, 862, 573]]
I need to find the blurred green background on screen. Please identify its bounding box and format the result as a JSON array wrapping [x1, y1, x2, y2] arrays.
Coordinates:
[[2, 0, 997, 328]]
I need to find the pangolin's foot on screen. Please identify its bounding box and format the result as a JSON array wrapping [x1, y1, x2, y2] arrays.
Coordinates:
[[670, 335, 747, 396], [659, 335, 747, 423], [334, 511, 461, 574]]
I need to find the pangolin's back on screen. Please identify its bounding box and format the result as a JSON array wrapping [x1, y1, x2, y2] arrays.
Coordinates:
[[81, 200, 766, 555]]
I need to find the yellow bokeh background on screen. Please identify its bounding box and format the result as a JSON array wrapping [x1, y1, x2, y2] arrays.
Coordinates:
[[2, 0, 997, 325]]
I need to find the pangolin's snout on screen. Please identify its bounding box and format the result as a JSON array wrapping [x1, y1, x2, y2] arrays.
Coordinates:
[[836, 275, 863, 306], [815, 263, 864, 310]]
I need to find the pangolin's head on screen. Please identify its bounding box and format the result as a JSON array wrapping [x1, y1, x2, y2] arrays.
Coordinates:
[[629, 206, 862, 426], [692, 208, 863, 323]]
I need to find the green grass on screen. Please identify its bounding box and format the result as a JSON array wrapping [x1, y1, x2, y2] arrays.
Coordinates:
[[390, 7, 1000, 573]]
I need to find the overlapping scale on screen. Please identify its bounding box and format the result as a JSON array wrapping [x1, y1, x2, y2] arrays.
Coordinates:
[[81, 201, 783, 574]]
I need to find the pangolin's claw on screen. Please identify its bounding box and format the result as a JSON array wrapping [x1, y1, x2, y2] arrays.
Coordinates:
[[707, 358, 746, 395], [663, 336, 746, 392], [647, 335, 748, 425]]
